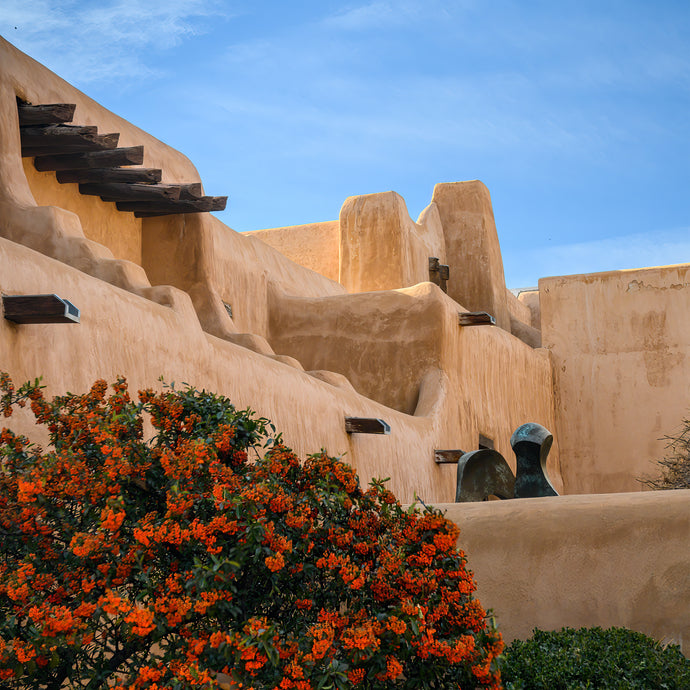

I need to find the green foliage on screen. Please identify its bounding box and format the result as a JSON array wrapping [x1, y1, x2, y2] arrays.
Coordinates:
[[0, 375, 503, 689], [501, 626, 690, 689]]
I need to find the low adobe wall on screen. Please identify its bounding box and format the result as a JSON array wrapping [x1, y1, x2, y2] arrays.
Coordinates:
[[244, 221, 341, 284], [443, 489, 690, 652], [541, 264, 690, 493]]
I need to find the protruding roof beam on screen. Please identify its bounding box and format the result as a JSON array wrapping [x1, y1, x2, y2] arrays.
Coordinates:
[[34, 146, 145, 171], [56, 168, 163, 185], [120, 196, 228, 217], [79, 182, 182, 202], [21, 129, 120, 157], [458, 312, 496, 327], [17, 102, 76, 126], [345, 417, 391, 435], [2, 294, 80, 324]]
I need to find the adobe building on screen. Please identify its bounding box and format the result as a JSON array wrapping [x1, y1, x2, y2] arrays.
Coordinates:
[[1, 38, 688, 649]]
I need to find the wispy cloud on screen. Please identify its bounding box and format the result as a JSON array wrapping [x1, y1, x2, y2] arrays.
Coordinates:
[[320, 1, 423, 31], [505, 228, 690, 288], [1, 0, 225, 83]]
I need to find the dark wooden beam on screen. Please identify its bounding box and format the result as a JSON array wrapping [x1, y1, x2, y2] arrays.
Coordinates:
[[119, 196, 227, 217], [434, 449, 465, 464], [21, 124, 96, 144], [177, 183, 203, 200], [458, 311, 496, 326], [34, 146, 145, 171], [95, 183, 202, 203], [478, 434, 495, 450], [429, 257, 449, 293], [79, 182, 182, 202], [22, 133, 120, 157], [3, 294, 80, 324], [17, 102, 76, 126], [345, 417, 391, 435], [56, 167, 163, 185]]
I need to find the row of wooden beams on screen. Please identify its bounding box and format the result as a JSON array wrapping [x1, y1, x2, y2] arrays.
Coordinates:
[[19, 101, 227, 217], [17, 102, 76, 126], [56, 167, 163, 185], [34, 146, 145, 171]]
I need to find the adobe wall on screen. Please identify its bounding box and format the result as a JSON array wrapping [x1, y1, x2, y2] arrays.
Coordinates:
[[0, 237, 437, 502], [244, 221, 340, 284], [22, 158, 143, 265], [268, 283, 560, 485], [541, 265, 690, 493], [141, 213, 346, 344], [1, 232, 561, 502], [432, 181, 511, 331], [443, 490, 690, 651]]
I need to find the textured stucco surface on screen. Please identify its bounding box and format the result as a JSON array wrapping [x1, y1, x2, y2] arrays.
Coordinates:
[[22, 159, 143, 266], [443, 490, 690, 651], [243, 221, 340, 284], [0, 237, 442, 502], [541, 265, 690, 493]]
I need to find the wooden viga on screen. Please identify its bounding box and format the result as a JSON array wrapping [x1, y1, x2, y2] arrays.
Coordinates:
[[17, 99, 227, 217]]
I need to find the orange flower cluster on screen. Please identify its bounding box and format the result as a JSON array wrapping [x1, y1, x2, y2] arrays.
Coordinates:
[[0, 375, 503, 689]]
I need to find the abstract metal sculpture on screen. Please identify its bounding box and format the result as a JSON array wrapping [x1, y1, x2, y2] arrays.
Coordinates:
[[455, 449, 516, 502], [511, 422, 559, 498], [451, 423, 559, 501]]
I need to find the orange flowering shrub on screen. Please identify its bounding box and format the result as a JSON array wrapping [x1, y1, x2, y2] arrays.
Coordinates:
[[0, 374, 503, 689]]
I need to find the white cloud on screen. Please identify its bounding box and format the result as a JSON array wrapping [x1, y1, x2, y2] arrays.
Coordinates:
[[321, 1, 421, 31], [1, 0, 226, 83]]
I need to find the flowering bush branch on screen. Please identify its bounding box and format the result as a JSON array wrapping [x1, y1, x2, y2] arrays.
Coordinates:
[[0, 375, 503, 689]]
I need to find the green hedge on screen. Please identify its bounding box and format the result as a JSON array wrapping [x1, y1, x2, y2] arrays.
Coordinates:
[[501, 627, 690, 689]]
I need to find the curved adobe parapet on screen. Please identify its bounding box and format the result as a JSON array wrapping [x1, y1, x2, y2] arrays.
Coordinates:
[[511, 422, 559, 498], [0, 39, 345, 364], [339, 191, 445, 293], [244, 221, 341, 283], [431, 181, 511, 330]]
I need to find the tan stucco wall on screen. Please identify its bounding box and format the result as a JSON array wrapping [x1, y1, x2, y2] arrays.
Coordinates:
[[442, 490, 690, 651], [142, 213, 346, 345], [243, 221, 340, 284], [268, 282, 561, 488], [1, 234, 561, 503], [0, 237, 442, 503], [517, 289, 541, 329], [339, 192, 445, 293], [541, 265, 690, 493], [0, 36, 203, 318], [22, 159, 143, 266]]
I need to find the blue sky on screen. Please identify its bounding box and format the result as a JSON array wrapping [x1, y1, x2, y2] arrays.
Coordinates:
[[2, 0, 689, 287]]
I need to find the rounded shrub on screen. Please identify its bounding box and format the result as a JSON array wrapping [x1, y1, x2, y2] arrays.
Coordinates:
[[0, 375, 503, 689], [501, 626, 690, 689]]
